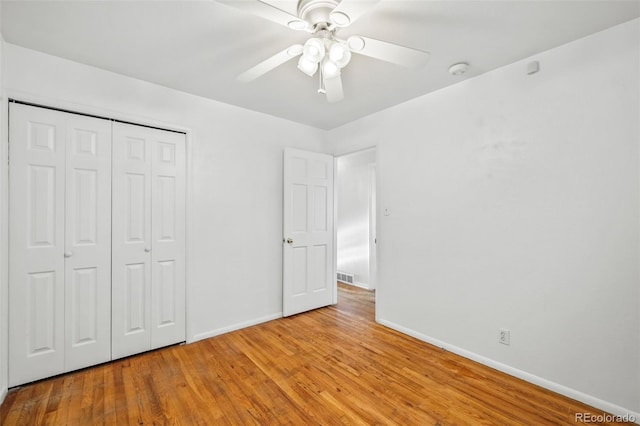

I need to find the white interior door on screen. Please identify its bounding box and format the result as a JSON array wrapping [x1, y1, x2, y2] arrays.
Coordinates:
[[112, 122, 153, 359], [150, 129, 186, 349], [64, 114, 112, 371], [283, 148, 334, 317], [9, 104, 66, 386]]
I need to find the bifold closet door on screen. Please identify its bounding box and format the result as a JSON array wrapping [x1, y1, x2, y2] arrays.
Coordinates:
[[9, 104, 112, 386], [64, 114, 112, 372], [112, 122, 186, 359]]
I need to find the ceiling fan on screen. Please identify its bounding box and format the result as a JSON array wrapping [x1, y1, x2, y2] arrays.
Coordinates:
[[218, 0, 431, 102]]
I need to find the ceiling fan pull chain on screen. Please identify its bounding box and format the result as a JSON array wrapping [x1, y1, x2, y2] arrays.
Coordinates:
[[318, 66, 326, 94]]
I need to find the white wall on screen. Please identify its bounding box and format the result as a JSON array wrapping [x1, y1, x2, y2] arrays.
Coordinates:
[[2, 43, 327, 357], [2, 16, 639, 419], [328, 19, 640, 416], [336, 149, 376, 288], [0, 9, 7, 405]]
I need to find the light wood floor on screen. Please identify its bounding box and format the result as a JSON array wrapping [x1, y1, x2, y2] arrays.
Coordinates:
[[0, 283, 632, 425]]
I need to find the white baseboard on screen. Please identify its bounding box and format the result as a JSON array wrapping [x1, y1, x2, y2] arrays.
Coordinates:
[[190, 313, 283, 343], [377, 318, 640, 421], [351, 281, 371, 290], [339, 281, 370, 290]]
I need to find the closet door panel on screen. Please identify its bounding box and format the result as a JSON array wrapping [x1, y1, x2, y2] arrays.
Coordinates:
[[9, 104, 66, 386], [64, 115, 112, 371], [112, 123, 152, 359], [151, 131, 186, 349]]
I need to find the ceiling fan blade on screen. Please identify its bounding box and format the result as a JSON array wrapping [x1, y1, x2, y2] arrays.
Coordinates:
[[330, 0, 380, 27], [348, 35, 430, 69], [324, 75, 344, 103], [237, 44, 303, 82], [218, 0, 308, 31]]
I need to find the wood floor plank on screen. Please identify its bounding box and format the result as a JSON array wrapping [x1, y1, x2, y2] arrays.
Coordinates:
[[0, 283, 635, 425]]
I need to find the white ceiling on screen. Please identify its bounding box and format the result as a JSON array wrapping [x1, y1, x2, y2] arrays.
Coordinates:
[[2, 0, 639, 129]]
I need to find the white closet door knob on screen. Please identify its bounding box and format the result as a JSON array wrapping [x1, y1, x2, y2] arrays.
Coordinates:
[[145, 247, 151, 253], [64, 251, 73, 258]]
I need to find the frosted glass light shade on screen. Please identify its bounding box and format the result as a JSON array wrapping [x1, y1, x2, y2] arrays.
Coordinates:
[[303, 38, 326, 63], [322, 59, 340, 79], [329, 42, 352, 68], [298, 56, 318, 76]]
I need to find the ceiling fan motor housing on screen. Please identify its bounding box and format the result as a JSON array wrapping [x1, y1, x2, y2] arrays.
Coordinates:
[[298, 0, 340, 28]]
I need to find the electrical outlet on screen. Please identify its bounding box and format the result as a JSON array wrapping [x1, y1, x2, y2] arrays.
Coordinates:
[[499, 328, 511, 345]]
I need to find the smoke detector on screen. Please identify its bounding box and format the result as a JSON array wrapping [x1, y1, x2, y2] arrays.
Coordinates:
[[448, 62, 469, 76]]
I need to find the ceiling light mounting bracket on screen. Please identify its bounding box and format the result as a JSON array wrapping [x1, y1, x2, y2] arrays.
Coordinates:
[[314, 27, 334, 40], [298, 0, 340, 28]]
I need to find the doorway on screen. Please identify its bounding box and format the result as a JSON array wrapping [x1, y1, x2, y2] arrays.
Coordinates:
[[335, 148, 377, 298]]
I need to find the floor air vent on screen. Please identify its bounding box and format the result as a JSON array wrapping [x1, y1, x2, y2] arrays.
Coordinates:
[[337, 272, 355, 285]]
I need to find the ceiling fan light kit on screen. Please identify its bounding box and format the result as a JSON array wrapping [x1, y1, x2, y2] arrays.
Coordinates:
[[219, 0, 431, 102], [298, 35, 351, 78]]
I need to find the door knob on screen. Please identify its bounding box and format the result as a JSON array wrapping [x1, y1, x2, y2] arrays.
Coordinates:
[[64, 251, 73, 258], [286, 238, 293, 244], [145, 247, 151, 253]]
